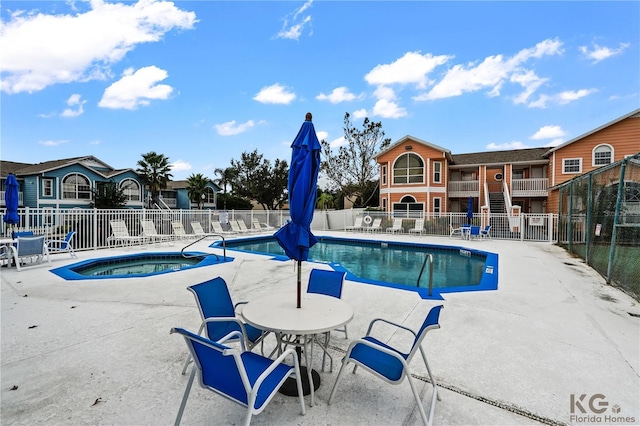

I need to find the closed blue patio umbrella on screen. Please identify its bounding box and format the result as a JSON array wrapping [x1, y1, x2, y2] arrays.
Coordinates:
[[274, 113, 321, 308], [467, 196, 474, 223], [3, 174, 20, 234]]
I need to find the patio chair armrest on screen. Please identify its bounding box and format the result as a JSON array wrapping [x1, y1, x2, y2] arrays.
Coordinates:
[[202, 317, 249, 351], [253, 347, 302, 389], [366, 318, 418, 339], [217, 330, 244, 345], [344, 338, 410, 367]]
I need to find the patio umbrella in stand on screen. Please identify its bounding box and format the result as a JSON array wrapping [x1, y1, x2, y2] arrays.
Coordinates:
[[274, 112, 321, 309], [467, 196, 474, 224], [273, 112, 321, 396], [3, 174, 20, 236]]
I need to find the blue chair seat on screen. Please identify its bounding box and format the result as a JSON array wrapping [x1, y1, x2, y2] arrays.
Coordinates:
[[349, 336, 409, 382]]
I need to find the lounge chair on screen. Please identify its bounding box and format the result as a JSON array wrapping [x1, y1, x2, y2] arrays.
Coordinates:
[[190, 222, 208, 237], [386, 218, 403, 234], [365, 218, 383, 233], [170, 221, 192, 240], [329, 305, 444, 426], [480, 225, 492, 240], [449, 224, 463, 238], [171, 327, 306, 426], [8, 235, 51, 272], [345, 216, 364, 232], [108, 220, 142, 247], [46, 230, 77, 258], [140, 219, 173, 245], [181, 277, 272, 375], [211, 221, 235, 235], [409, 220, 425, 235], [230, 220, 250, 234], [251, 218, 274, 232], [236, 219, 255, 233]]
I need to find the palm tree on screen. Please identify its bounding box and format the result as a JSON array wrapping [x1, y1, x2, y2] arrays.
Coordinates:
[[213, 166, 237, 210], [317, 192, 335, 210], [186, 173, 210, 209], [136, 152, 173, 208]]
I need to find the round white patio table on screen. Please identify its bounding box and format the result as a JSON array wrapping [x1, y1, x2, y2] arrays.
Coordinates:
[[241, 292, 353, 407]]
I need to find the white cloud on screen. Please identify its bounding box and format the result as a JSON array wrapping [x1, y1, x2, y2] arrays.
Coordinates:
[[352, 109, 368, 119], [171, 160, 192, 172], [530, 125, 566, 140], [89, 140, 101, 145], [215, 120, 255, 136], [316, 130, 328, 141], [329, 136, 346, 149], [0, 0, 196, 94], [98, 66, 173, 110], [316, 86, 362, 104], [38, 139, 68, 146], [276, 0, 313, 40], [579, 42, 630, 63], [372, 99, 407, 119], [486, 141, 531, 150], [253, 83, 296, 104], [365, 51, 452, 89], [528, 88, 596, 108], [61, 93, 86, 117], [546, 138, 564, 147], [416, 38, 562, 101]]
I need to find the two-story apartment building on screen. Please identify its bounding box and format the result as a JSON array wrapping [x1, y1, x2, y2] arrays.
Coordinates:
[[376, 108, 640, 216], [0, 156, 219, 210]]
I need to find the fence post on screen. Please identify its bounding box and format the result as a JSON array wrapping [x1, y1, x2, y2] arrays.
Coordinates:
[[520, 213, 525, 241], [548, 213, 553, 242], [606, 159, 627, 284]]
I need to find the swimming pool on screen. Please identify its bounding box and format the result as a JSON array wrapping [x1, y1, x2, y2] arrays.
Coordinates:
[[51, 252, 233, 280], [216, 236, 498, 299]]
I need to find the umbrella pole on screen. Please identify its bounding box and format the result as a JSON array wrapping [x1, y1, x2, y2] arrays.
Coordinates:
[[297, 260, 302, 308]]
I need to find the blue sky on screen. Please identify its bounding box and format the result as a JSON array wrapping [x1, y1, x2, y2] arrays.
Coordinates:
[[1, 1, 638, 182]]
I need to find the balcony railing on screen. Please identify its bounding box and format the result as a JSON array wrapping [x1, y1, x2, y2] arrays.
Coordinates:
[[511, 178, 548, 197], [448, 181, 479, 197], [0, 191, 24, 206]]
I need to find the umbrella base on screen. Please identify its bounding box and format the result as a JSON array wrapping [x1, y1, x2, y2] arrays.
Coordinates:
[[279, 366, 320, 396]]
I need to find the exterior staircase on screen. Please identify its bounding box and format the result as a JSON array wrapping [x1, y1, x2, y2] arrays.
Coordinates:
[[488, 192, 506, 214]]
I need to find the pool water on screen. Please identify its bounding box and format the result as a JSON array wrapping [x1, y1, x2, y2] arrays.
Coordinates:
[[219, 236, 498, 298], [51, 252, 233, 280]]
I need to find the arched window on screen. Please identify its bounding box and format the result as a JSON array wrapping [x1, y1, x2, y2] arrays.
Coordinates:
[[392, 195, 423, 215], [593, 144, 613, 166], [203, 187, 216, 204], [62, 173, 91, 199], [393, 153, 424, 184], [120, 179, 141, 202]]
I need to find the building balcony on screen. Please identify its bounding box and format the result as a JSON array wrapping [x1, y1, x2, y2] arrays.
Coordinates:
[[448, 181, 479, 198], [511, 178, 548, 197]]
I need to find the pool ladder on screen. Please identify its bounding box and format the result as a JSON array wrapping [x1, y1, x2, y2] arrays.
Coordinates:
[[181, 234, 227, 261], [416, 253, 434, 296]]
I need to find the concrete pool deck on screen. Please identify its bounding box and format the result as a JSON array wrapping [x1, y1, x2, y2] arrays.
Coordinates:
[[1, 232, 638, 425]]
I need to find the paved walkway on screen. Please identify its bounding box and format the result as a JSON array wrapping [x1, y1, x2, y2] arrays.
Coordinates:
[[1, 232, 638, 425]]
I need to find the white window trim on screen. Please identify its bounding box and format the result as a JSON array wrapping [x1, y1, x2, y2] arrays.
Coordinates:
[[433, 161, 442, 184], [392, 153, 425, 185], [433, 197, 441, 214], [592, 144, 614, 167], [62, 173, 92, 200], [381, 165, 387, 185], [562, 158, 582, 174], [43, 178, 53, 197]]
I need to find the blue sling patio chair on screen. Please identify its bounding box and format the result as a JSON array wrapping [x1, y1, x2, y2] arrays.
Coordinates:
[[328, 304, 444, 426], [9, 235, 51, 272], [171, 328, 306, 426], [181, 277, 271, 375], [46, 231, 77, 258], [305, 268, 348, 372]]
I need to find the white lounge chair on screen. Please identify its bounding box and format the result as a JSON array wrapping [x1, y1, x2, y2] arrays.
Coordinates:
[[345, 216, 364, 232], [108, 220, 142, 247], [211, 221, 235, 235], [190, 222, 208, 237], [141, 220, 173, 245], [366, 218, 383, 233], [449, 224, 463, 238], [252, 218, 274, 232], [236, 219, 255, 233], [409, 220, 425, 235], [171, 221, 192, 240], [386, 218, 403, 234]]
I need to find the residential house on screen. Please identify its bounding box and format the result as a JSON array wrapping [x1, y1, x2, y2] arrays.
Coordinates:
[[376, 108, 640, 216], [161, 180, 219, 210]]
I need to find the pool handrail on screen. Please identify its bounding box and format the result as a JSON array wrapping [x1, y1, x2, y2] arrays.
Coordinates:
[[416, 253, 434, 296], [181, 234, 227, 262]]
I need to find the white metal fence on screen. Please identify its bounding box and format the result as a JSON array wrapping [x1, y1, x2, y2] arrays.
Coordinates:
[[1, 207, 563, 254]]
